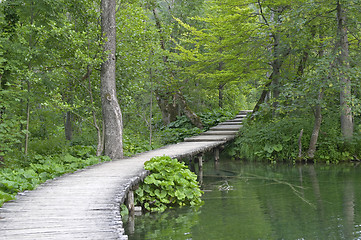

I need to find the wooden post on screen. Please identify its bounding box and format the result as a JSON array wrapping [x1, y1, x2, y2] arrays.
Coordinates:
[[189, 156, 195, 172], [127, 190, 134, 214], [198, 154, 203, 169], [214, 148, 220, 162]]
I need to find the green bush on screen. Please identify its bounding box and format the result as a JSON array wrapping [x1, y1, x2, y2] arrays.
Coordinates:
[[228, 113, 361, 163], [228, 117, 312, 162], [135, 156, 203, 212]]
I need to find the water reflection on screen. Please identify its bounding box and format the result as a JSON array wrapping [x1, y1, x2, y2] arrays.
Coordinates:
[[125, 160, 361, 240]]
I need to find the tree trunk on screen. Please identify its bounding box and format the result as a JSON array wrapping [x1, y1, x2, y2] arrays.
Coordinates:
[[337, 0, 353, 140], [176, 91, 203, 129], [24, 84, 30, 155], [307, 90, 324, 159], [65, 111, 72, 141], [218, 83, 224, 109], [271, 33, 281, 113], [155, 91, 178, 125], [100, 0, 123, 159], [252, 75, 273, 116]]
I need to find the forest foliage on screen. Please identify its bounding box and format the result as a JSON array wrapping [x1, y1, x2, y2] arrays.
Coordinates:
[[0, 0, 361, 206]]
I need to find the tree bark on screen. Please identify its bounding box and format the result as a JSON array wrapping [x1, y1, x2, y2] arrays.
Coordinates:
[[176, 91, 203, 129], [65, 111, 72, 141], [218, 83, 224, 109], [155, 91, 177, 125], [337, 0, 353, 140], [101, 0, 123, 159], [307, 90, 324, 159]]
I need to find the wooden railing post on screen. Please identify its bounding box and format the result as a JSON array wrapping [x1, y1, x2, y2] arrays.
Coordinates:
[[214, 148, 220, 162], [198, 154, 203, 169], [127, 190, 134, 214]]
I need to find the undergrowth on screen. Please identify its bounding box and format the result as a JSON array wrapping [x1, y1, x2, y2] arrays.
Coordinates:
[[159, 109, 235, 144], [135, 156, 203, 212], [0, 146, 111, 207], [228, 114, 361, 163]]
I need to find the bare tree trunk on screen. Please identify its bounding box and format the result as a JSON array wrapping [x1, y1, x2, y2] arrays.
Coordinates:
[[65, 111, 72, 141], [252, 80, 272, 116], [271, 33, 282, 114], [337, 0, 353, 140], [307, 90, 324, 159], [24, 82, 30, 155], [176, 91, 203, 129], [155, 91, 177, 125], [100, 0, 123, 159], [86, 66, 103, 157], [218, 83, 224, 109]]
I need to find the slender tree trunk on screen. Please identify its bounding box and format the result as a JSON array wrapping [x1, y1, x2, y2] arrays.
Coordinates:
[[100, 0, 123, 159], [271, 33, 281, 113], [65, 77, 74, 141], [155, 91, 177, 125], [24, 82, 30, 155], [307, 90, 324, 159], [65, 111, 72, 141], [306, 30, 325, 159], [86, 66, 103, 157], [149, 68, 153, 147], [176, 91, 203, 129], [218, 83, 224, 109], [337, 0, 353, 140]]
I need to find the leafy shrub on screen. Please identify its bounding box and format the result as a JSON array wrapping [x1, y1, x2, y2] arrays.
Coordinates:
[[135, 156, 203, 212], [159, 110, 236, 144], [28, 135, 67, 155], [228, 117, 313, 162], [199, 109, 235, 130], [228, 113, 361, 163], [160, 126, 202, 144], [123, 134, 158, 157]]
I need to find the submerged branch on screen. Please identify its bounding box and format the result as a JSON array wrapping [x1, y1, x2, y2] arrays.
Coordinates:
[[203, 173, 316, 209]]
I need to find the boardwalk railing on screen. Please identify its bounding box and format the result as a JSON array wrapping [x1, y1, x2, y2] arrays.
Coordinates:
[[0, 111, 250, 240]]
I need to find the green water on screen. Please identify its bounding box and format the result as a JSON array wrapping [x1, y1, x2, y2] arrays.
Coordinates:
[[125, 159, 361, 240]]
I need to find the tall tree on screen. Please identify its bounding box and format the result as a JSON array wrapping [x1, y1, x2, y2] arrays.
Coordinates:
[[101, 0, 123, 159], [336, 0, 353, 140]]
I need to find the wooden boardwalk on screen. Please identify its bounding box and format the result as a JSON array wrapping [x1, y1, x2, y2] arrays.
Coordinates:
[[0, 111, 249, 240]]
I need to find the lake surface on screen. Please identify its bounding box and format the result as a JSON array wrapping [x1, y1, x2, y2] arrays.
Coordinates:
[[124, 158, 361, 239]]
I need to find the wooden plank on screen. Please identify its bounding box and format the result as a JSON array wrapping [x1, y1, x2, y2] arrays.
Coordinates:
[[218, 121, 243, 125], [184, 135, 236, 142], [201, 130, 238, 135], [210, 125, 243, 131]]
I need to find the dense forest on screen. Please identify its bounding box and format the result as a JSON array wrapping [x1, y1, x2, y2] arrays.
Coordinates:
[[1, 0, 361, 173]]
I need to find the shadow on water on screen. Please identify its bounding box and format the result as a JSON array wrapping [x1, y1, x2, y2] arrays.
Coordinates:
[[124, 156, 361, 240]]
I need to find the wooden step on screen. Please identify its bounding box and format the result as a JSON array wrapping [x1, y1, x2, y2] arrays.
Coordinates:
[[227, 118, 244, 122], [218, 121, 243, 125], [210, 125, 243, 131], [201, 130, 238, 136], [238, 110, 252, 115], [184, 134, 236, 142]]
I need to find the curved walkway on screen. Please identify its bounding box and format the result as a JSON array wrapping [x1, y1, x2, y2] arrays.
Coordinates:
[[0, 111, 249, 239]]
